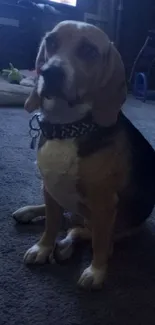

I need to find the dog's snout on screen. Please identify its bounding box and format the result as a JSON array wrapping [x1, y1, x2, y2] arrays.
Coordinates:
[[41, 64, 65, 96], [41, 65, 65, 83]]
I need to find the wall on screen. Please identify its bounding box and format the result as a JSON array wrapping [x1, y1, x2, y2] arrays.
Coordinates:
[[119, 0, 155, 79], [79, 0, 112, 37], [82, 0, 155, 81]]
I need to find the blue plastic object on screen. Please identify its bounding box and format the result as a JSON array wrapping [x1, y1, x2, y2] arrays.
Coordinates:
[[133, 72, 148, 102]]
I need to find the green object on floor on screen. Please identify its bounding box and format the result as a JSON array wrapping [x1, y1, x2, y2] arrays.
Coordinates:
[[2, 63, 22, 84]]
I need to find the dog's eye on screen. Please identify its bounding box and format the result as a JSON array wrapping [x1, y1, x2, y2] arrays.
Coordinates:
[[77, 41, 99, 61]]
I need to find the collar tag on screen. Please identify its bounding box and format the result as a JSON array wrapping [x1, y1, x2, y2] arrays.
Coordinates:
[[29, 113, 41, 150]]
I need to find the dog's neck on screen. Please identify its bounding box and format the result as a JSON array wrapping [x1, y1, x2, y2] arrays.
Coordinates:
[[41, 98, 92, 124]]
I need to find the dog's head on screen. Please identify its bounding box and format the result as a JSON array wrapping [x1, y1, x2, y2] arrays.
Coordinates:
[[27, 21, 126, 126]]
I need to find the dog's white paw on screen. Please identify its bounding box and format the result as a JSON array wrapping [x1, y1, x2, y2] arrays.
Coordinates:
[[54, 237, 74, 263], [24, 243, 53, 264], [12, 206, 36, 223], [78, 265, 106, 290]]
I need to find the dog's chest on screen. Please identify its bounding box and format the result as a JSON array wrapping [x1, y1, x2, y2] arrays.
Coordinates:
[[37, 139, 81, 213]]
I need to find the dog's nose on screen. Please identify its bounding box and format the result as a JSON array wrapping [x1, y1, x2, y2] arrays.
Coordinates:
[[40, 64, 65, 96]]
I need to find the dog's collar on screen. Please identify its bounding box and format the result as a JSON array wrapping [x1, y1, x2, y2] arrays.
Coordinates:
[[29, 112, 117, 149]]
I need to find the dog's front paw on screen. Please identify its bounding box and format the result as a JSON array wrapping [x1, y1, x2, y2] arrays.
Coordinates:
[[12, 206, 37, 224], [24, 243, 53, 264], [78, 265, 106, 290]]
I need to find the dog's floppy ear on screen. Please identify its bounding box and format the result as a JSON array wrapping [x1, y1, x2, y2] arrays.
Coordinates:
[[92, 43, 127, 127], [24, 39, 46, 112], [24, 85, 41, 113], [35, 38, 47, 73]]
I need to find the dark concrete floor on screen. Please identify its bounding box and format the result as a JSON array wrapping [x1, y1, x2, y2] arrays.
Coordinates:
[[124, 95, 155, 148]]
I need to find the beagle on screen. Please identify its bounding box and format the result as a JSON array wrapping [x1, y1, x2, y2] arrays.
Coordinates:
[[13, 21, 155, 290]]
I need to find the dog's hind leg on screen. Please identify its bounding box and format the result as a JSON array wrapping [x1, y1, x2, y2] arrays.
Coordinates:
[[12, 204, 45, 223]]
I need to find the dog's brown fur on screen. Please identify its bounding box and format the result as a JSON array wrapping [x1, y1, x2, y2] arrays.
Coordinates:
[[13, 21, 155, 290]]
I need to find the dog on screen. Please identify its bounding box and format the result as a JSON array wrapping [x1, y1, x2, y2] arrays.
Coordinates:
[[13, 21, 155, 290]]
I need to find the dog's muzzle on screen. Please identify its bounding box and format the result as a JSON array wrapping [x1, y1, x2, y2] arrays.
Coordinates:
[[40, 64, 65, 98]]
